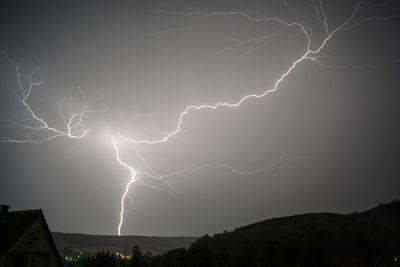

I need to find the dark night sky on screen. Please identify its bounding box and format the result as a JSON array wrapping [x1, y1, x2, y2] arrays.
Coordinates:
[[0, 0, 399, 236]]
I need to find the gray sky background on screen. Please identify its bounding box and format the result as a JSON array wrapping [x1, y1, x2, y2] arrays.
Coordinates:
[[0, 0, 400, 236]]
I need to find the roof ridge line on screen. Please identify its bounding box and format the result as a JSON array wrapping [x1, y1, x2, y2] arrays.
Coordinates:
[[7, 209, 42, 213]]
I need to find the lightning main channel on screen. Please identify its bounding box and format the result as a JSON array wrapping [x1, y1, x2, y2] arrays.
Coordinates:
[[111, 136, 138, 236]]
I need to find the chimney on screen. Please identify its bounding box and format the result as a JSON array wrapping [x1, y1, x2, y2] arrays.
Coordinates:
[[0, 205, 10, 214]]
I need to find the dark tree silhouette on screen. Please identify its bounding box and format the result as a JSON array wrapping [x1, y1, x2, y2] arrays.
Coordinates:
[[84, 250, 116, 267], [146, 200, 400, 267], [131, 245, 142, 267]]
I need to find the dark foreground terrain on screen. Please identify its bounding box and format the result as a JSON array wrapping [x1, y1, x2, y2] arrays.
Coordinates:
[[61, 200, 400, 267]]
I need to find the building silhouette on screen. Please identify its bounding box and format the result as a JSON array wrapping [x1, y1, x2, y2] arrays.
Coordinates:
[[0, 205, 62, 267]]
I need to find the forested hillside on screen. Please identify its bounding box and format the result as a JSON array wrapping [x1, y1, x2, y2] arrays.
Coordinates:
[[148, 201, 400, 267]]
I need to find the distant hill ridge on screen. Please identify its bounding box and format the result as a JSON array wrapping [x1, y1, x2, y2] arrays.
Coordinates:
[[239, 200, 400, 231], [149, 200, 400, 267]]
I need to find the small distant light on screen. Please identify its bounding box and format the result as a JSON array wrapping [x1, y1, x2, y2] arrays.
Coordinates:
[[395, 257, 397, 262]]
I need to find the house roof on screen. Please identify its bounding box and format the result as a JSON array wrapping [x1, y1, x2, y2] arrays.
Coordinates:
[[0, 208, 63, 266], [0, 209, 41, 255]]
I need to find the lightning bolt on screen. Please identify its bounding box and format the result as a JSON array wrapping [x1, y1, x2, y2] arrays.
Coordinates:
[[113, 130, 288, 235], [1, 0, 399, 236], [111, 136, 138, 236]]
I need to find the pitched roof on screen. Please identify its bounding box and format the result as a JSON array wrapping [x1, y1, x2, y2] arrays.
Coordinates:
[[0, 208, 63, 266], [0, 209, 41, 255]]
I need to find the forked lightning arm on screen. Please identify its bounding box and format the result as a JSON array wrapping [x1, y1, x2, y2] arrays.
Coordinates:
[[0, 58, 93, 143], [117, 0, 368, 145]]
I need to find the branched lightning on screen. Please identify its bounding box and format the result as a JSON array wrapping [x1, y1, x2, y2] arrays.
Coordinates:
[[113, 0, 399, 234], [118, 0, 374, 145], [112, 132, 287, 235], [1, 0, 399, 236], [0, 58, 96, 143]]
